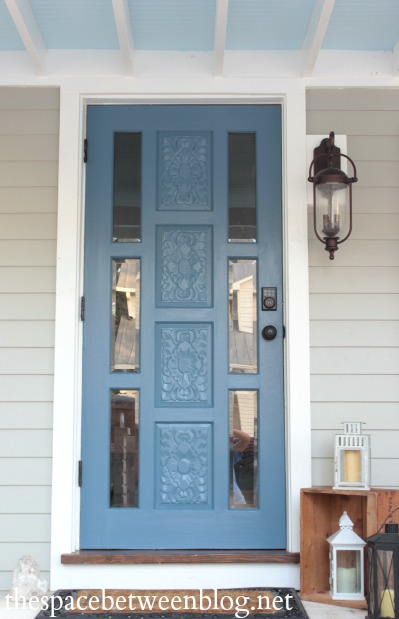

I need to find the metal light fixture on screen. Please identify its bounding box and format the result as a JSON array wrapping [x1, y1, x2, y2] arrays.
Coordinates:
[[328, 511, 366, 601], [308, 131, 358, 260], [367, 519, 399, 619], [333, 422, 371, 491]]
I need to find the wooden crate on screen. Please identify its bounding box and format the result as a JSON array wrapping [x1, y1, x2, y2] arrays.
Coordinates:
[[300, 486, 399, 609]]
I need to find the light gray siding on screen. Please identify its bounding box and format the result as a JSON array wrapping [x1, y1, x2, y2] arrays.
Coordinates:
[[307, 88, 399, 488], [0, 87, 58, 592], [0, 87, 396, 589]]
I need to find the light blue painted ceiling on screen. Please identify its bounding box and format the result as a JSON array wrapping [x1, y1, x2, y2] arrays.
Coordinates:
[[129, 0, 216, 51], [0, 1, 24, 50], [0, 0, 398, 54], [323, 0, 399, 51], [226, 0, 317, 51], [29, 0, 119, 49]]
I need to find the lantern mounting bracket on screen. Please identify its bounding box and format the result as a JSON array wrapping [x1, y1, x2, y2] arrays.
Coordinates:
[[312, 131, 341, 175]]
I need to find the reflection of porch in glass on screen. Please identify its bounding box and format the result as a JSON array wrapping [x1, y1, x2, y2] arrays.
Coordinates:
[[229, 260, 257, 374], [112, 259, 140, 372], [229, 328, 257, 373]]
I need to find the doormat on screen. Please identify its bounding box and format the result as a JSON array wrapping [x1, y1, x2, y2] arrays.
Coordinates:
[[35, 589, 308, 618]]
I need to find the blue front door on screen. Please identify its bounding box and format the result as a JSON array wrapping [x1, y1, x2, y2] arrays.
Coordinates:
[[80, 104, 285, 549]]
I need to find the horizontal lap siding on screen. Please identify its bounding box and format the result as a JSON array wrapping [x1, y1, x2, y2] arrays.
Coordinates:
[[0, 88, 59, 592], [307, 89, 399, 490]]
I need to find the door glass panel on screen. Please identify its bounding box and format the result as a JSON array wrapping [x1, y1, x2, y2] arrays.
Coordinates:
[[112, 258, 140, 372], [229, 390, 258, 508], [110, 389, 139, 508], [228, 259, 257, 373], [113, 133, 141, 242], [228, 133, 257, 242]]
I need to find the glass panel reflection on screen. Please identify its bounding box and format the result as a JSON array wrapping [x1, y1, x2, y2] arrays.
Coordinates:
[[228, 133, 257, 242], [229, 390, 258, 508], [110, 389, 139, 508], [112, 259, 140, 372], [229, 259, 257, 373], [113, 133, 141, 242]]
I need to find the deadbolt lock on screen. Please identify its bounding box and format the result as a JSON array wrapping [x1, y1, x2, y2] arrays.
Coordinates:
[[262, 287, 277, 310]]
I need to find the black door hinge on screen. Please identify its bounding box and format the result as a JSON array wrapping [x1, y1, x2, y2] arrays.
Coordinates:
[[83, 139, 88, 163], [80, 296, 85, 321], [78, 460, 83, 487]]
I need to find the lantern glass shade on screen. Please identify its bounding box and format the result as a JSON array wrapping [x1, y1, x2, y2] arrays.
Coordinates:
[[367, 528, 399, 619], [314, 174, 350, 241], [336, 549, 362, 595]]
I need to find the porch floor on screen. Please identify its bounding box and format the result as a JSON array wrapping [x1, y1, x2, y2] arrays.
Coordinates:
[[303, 601, 366, 618]]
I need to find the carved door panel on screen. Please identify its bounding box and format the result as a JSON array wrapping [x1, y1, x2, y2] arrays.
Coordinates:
[[80, 105, 285, 549]]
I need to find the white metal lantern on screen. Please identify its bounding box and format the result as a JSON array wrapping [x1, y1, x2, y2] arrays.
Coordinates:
[[328, 511, 366, 601], [334, 422, 370, 490]]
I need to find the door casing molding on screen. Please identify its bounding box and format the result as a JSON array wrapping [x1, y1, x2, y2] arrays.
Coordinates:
[[51, 86, 311, 589]]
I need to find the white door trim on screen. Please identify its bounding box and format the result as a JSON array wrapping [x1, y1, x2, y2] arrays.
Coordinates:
[[50, 84, 311, 589]]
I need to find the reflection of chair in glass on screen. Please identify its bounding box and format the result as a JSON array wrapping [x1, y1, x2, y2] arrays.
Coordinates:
[[230, 429, 251, 506], [234, 436, 256, 505], [230, 428, 258, 508], [110, 392, 138, 508], [229, 392, 258, 508]]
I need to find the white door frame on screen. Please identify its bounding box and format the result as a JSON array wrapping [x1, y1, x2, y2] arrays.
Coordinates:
[[50, 81, 311, 590]]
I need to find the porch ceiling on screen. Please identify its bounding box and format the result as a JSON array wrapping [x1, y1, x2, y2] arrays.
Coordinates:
[[0, 0, 399, 81]]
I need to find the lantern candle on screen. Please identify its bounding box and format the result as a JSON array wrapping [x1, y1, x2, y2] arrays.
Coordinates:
[[380, 589, 395, 618], [337, 566, 356, 593], [343, 450, 361, 482]]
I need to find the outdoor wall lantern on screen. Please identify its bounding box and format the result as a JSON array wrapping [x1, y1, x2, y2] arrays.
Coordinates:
[[333, 422, 370, 491], [367, 521, 399, 618], [308, 131, 358, 260], [328, 511, 366, 601]]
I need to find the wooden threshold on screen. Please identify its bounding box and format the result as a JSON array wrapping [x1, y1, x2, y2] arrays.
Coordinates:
[[61, 550, 299, 565]]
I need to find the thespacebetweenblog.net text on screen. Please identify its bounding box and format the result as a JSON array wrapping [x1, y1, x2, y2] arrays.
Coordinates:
[[6, 588, 295, 618]]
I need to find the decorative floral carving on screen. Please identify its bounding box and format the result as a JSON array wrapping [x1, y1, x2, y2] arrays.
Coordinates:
[[159, 326, 210, 404], [159, 425, 211, 505], [159, 133, 211, 210], [159, 227, 210, 305]]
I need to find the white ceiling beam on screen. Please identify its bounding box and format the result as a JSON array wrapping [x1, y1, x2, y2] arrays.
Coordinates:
[[214, 0, 229, 76], [393, 39, 399, 76], [5, 0, 46, 75], [303, 0, 335, 77], [112, 0, 134, 76]]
